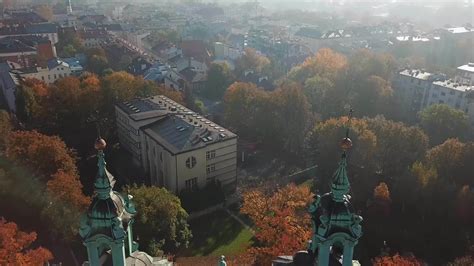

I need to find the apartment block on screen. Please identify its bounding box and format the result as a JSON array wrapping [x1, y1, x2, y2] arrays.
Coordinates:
[[115, 95, 237, 193]]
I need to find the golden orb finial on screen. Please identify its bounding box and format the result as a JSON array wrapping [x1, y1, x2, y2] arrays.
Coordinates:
[[340, 137, 352, 151], [95, 138, 107, 150]]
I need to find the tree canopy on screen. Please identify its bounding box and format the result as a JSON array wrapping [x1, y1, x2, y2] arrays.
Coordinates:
[[240, 184, 312, 265], [0, 218, 53, 265], [419, 104, 470, 146], [128, 185, 192, 256]]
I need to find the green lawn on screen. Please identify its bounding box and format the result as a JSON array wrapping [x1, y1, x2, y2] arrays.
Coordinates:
[[179, 210, 254, 257]]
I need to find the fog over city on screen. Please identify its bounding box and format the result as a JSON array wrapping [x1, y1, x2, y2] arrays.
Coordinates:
[[0, 0, 473, 265]]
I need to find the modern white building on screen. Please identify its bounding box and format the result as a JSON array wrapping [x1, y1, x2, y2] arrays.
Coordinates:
[[394, 69, 474, 124], [455, 63, 474, 86], [394, 69, 439, 115], [115, 96, 237, 193]]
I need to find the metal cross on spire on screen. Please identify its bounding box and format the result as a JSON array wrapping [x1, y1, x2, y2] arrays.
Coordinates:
[[341, 107, 354, 155]]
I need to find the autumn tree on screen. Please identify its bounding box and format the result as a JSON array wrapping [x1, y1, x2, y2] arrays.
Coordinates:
[[373, 253, 423, 266], [374, 182, 391, 201], [307, 117, 377, 177], [127, 185, 191, 255], [240, 184, 312, 265], [0, 110, 12, 149], [5, 130, 89, 239], [419, 104, 470, 146], [0, 218, 53, 265], [34, 5, 53, 21], [288, 48, 347, 82], [6, 130, 78, 179], [235, 48, 271, 77], [423, 139, 474, 186]]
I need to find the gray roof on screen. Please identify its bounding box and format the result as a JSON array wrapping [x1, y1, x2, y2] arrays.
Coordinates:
[[143, 115, 236, 154], [26, 23, 58, 34], [117, 95, 236, 154]]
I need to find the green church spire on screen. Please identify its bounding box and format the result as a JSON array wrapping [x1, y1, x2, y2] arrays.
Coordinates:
[[79, 137, 137, 266], [308, 108, 363, 266]]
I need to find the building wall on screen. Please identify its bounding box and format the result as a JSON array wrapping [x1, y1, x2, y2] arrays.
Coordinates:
[[424, 83, 468, 111], [21, 65, 72, 84], [455, 69, 474, 86], [115, 106, 162, 166], [142, 134, 237, 194]]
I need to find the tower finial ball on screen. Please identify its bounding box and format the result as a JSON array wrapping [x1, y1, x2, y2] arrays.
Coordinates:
[[340, 137, 352, 151], [95, 138, 107, 150]]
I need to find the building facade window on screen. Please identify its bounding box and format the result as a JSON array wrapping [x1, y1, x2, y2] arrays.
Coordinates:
[[186, 156, 197, 169], [185, 177, 197, 190], [206, 164, 216, 174], [206, 150, 216, 160]]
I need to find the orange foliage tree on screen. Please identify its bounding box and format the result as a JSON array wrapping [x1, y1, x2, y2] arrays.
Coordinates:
[[0, 218, 53, 265], [374, 182, 391, 202], [240, 184, 313, 264], [373, 254, 423, 266], [6, 130, 78, 179], [5, 130, 89, 239]]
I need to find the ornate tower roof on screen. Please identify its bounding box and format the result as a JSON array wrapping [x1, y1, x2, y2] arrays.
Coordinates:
[[79, 138, 130, 242], [309, 109, 363, 265]]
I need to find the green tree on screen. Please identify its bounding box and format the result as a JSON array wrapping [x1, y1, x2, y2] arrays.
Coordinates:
[[303, 75, 336, 115], [419, 104, 469, 145], [204, 63, 234, 99], [272, 85, 311, 154], [223, 82, 268, 138], [366, 116, 428, 176], [15, 86, 40, 124], [128, 185, 191, 254], [88, 55, 109, 75]]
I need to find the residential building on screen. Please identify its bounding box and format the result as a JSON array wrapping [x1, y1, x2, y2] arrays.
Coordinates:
[[0, 22, 59, 44], [0, 35, 56, 68], [115, 95, 237, 193], [393, 69, 439, 115], [214, 41, 242, 60], [394, 69, 474, 125], [455, 63, 474, 86], [423, 80, 473, 114], [0, 62, 19, 112], [15, 58, 76, 84]]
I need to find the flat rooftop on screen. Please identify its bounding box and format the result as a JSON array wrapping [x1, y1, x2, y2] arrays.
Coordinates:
[[399, 69, 433, 80], [432, 80, 473, 92], [458, 63, 474, 73]]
